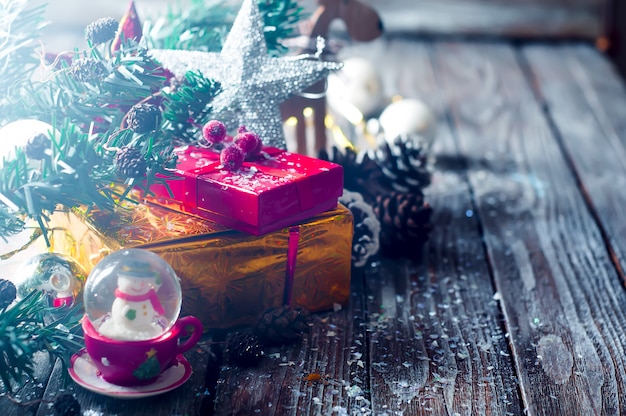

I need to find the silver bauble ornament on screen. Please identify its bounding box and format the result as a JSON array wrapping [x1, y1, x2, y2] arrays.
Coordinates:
[[14, 253, 86, 308]]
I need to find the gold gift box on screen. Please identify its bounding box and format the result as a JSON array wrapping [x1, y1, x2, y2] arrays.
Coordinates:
[[47, 202, 353, 329]]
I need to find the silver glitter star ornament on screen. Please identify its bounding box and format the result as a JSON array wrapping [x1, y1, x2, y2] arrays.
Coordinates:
[[149, 0, 342, 149]]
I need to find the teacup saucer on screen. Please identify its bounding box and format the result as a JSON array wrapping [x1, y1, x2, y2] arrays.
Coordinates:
[[68, 349, 193, 399]]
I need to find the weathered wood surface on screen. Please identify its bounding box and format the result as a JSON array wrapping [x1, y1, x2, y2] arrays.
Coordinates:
[[347, 39, 524, 415], [213, 271, 369, 415], [429, 40, 626, 415], [522, 43, 626, 284], [357, 0, 608, 38]]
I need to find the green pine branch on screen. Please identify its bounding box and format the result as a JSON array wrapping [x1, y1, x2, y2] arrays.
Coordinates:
[[0, 290, 83, 392], [145, 0, 304, 54], [161, 70, 222, 142]]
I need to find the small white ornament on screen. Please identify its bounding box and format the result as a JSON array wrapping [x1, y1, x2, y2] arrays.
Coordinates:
[[327, 57, 384, 119], [379, 99, 436, 149]]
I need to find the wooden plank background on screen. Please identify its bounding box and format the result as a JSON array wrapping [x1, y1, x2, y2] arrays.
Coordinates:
[[35, 0, 611, 53], [358, 0, 609, 38]]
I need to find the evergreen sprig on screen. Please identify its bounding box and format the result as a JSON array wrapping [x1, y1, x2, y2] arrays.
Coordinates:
[[162, 71, 222, 142], [258, 0, 304, 54], [145, 0, 304, 54], [0, 290, 83, 392], [0, 118, 118, 242], [0, 36, 176, 240]]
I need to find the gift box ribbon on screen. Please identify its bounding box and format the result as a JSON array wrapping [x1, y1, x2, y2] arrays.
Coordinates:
[[283, 225, 300, 306]]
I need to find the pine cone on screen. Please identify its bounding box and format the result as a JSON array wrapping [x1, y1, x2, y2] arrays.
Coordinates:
[[69, 58, 107, 83], [226, 332, 264, 367], [339, 190, 380, 267], [374, 191, 433, 258], [115, 146, 147, 178], [254, 305, 310, 345], [372, 136, 431, 195], [85, 17, 119, 44], [25, 133, 51, 160], [0, 279, 16, 309], [126, 103, 162, 134], [318, 146, 387, 204], [54, 394, 81, 416]]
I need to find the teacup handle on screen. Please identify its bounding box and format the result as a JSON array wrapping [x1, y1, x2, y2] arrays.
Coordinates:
[[174, 315, 204, 354]]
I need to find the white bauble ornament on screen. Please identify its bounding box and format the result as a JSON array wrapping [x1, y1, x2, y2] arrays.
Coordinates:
[[0, 119, 55, 163], [379, 99, 436, 149], [327, 57, 384, 119]]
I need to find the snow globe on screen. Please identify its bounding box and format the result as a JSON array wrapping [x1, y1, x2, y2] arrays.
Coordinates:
[[75, 249, 203, 389]]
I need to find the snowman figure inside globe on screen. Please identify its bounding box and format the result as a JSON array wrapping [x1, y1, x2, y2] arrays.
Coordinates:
[[98, 260, 166, 340]]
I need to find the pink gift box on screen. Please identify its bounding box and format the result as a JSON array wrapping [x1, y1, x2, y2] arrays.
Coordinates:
[[148, 146, 343, 235]]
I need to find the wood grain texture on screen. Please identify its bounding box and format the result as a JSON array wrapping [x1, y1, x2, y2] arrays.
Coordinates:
[[338, 38, 525, 415], [522, 43, 626, 285], [2, 352, 56, 416], [430, 40, 626, 414], [213, 271, 369, 416], [357, 0, 608, 38]]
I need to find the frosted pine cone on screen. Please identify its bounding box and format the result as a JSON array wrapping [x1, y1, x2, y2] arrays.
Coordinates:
[[318, 146, 387, 204], [254, 305, 310, 345], [53, 394, 81, 416], [372, 136, 431, 195], [25, 133, 51, 160], [126, 103, 162, 134], [69, 58, 107, 83], [339, 190, 380, 267], [0, 279, 16, 309], [85, 17, 119, 44], [115, 146, 147, 178], [374, 191, 433, 258], [227, 332, 264, 367]]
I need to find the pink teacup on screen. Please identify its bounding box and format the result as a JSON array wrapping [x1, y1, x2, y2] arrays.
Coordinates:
[[82, 315, 203, 386]]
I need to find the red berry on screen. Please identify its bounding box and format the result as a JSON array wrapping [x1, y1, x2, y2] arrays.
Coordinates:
[[245, 136, 263, 161], [235, 131, 260, 155], [220, 145, 244, 171], [237, 125, 248, 134], [202, 120, 227, 144]]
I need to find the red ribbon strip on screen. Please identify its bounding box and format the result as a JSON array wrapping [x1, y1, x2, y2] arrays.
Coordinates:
[[114, 288, 166, 315], [283, 226, 301, 306]]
